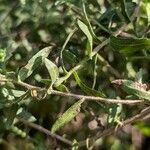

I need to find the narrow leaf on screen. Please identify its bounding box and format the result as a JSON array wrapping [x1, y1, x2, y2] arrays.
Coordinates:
[[110, 36, 150, 54], [45, 58, 59, 88], [73, 71, 105, 97], [18, 46, 52, 81], [77, 19, 93, 58], [51, 99, 84, 133], [82, 2, 100, 42]]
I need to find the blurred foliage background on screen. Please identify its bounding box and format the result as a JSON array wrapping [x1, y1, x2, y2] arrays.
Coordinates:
[[0, 0, 150, 149]]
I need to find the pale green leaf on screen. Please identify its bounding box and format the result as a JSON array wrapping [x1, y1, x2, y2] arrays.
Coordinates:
[[18, 46, 52, 81], [45, 58, 59, 88], [0, 49, 6, 62], [51, 99, 84, 133], [77, 19, 93, 58]]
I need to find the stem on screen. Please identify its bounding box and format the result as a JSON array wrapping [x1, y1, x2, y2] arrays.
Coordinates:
[[51, 90, 143, 105], [17, 117, 72, 146]]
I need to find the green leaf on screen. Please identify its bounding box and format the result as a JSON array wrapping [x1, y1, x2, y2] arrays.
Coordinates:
[[82, 2, 100, 42], [77, 19, 93, 58], [110, 36, 150, 54], [73, 71, 105, 97], [51, 99, 84, 133], [108, 104, 122, 126], [11, 90, 26, 97], [3, 104, 18, 129], [63, 49, 78, 65], [135, 121, 150, 136], [18, 46, 52, 81], [45, 58, 59, 89], [55, 84, 69, 92], [0, 49, 6, 62], [112, 79, 150, 101], [17, 108, 36, 122]]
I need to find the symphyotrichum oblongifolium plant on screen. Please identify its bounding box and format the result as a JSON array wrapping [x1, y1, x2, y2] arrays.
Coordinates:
[[0, 0, 150, 149]]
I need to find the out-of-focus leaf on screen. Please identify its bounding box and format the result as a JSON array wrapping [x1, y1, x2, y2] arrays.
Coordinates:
[[110, 36, 150, 54], [135, 121, 150, 136], [77, 19, 93, 58], [17, 107, 36, 122], [108, 104, 122, 126], [51, 99, 84, 133], [55, 84, 69, 92], [3, 104, 18, 129], [73, 71, 106, 97], [18, 46, 52, 81], [45, 58, 59, 90], [11, 90, 26, 97], [122, 0, 137, 22], [143, 0, 150, 25], [0, 49, 6, 62]]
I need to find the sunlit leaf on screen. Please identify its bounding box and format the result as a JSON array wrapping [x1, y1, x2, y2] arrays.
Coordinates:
[[0, 49, 6, 62], [45, 58, 59, 89], [18, 46, 52, 81]]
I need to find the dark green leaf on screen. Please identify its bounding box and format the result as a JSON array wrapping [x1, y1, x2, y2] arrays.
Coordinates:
[[3, 104, 18, 129], [110, 36, 150, 54], [73, 71, 106, 97]]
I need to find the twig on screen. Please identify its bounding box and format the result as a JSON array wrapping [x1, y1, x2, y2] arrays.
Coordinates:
[[78, 106, 150, 147], [51, 90, 143, 105], [17, 117, 73, 146], [0, 79, 144, 105], [0, 79, 45, 91]]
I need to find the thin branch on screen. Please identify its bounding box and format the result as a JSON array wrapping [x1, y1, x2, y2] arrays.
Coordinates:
[[0, 79, 45, 91], [78, 106, 150, 147], [51, 90, 143, 105], [0, 79, 144, 105], [17, 117, 73, 146]]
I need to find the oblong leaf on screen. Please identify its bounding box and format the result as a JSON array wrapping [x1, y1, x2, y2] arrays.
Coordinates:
[[51, 99, 84, 133], [110, 36, 150, 54], [18, 46, 52, 81], [77, 19, 93, 58], [73, 71, 106, 97], [45, 58, 59, 87]]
